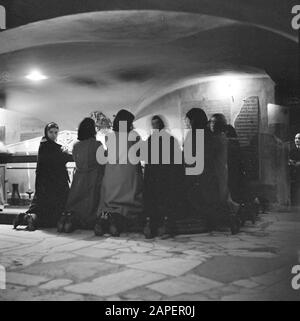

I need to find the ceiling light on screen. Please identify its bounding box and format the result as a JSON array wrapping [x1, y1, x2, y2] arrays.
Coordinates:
[[213, 75, 241, 100], [25, 70, 48, 82]]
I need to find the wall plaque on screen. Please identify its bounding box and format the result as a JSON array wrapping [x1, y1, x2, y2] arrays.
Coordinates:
[[234, 96, 259, 147]]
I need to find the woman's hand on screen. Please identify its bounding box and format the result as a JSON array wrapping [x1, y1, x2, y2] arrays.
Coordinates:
[[61, 146, 70, 154]]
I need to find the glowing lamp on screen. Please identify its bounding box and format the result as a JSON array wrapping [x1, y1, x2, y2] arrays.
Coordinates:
[[25, 70, 48, 82]]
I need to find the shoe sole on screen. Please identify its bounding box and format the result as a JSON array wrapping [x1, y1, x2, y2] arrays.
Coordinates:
[[26, 214, 37, 232], [94, 223, 105, 237], [143, 226, 153, 239], [57, 221, 65, 233], [109, 224, 120, 237], [64, 224, 75, 233]]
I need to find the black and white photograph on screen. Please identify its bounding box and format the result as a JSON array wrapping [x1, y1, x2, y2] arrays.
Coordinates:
[[0, 0, 300, 306]]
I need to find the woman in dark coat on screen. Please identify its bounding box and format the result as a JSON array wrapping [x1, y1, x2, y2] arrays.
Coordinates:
[[208, 114, 241, 234], [143, 115, 184, 238], [14, 123, 71, 231], [225, 125, 244, 203], [184, 108, 220, 231], [58, 118, 105, 232], [208, 113, 229, 204]]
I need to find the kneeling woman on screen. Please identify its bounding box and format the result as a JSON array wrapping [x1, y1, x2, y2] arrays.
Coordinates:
[[143, 115, 184, 238], [58, 118, 105, 233], [184, 108, 219, 231], [95, 109, 143, 237], [14, 123, 71, 231]]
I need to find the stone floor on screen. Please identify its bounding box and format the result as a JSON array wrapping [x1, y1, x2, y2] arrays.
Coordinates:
[[0, 210, 300, 301]]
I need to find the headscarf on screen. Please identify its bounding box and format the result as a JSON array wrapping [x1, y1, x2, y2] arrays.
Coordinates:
[[113, 109, 135, 132], [42, 122, 59, 143]]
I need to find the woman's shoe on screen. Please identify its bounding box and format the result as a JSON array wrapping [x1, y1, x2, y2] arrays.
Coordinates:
[[229, 214, 240, 235], [94, 221, 105, 236], [13, 213, 26, 229], [157, 216, 174, 238], [94, 212, 109, 237], [109, 213, 121, 237], [64, 212, 76, 233], [238, 203, 246, 227], [143, 217, 154, 239], [57, 213, 67, 233], [26, 214, 38, 231]]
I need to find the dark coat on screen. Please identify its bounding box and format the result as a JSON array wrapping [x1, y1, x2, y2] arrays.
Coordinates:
[[184, 129, 230, 230], [289, 147, 300, 206], [27, 139, 70, 227], [227, 137, 244, 202], [184, 130, 219, 217], [144, 131, 184, 221]]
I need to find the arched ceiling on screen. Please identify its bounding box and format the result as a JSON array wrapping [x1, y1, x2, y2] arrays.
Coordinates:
[[0, 2, 298, 129], [0, 11, 239, 54], [4, 0, 298, 40]]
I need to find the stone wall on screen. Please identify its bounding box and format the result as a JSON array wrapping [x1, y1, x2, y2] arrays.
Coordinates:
[[135, 75, 290, 206]]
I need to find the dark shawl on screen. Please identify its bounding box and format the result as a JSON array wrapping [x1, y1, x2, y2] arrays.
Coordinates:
[[27, 126, 71, 227]]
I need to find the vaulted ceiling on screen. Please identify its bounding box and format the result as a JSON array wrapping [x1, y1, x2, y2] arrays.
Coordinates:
[[0, 0, 298, 129]]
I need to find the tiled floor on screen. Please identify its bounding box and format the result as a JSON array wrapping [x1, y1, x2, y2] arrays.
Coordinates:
[[0, 211, 299, 301]]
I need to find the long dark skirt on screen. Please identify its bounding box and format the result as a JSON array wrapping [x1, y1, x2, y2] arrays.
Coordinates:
[[65, 167, 104, 229], [185, 171, 221, 229], [27, 173, 69, 228], [144, 164, 184, 225], [227, 138, 244, 202]]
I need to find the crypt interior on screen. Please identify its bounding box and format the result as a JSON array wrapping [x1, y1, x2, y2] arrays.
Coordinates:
[[0, 0, 299, 215]]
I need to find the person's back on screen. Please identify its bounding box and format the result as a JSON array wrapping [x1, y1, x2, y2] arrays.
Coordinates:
[[212, 132, 229, 203], [64, 138, 104, 229], [144, 126, 184, 238], [61, 118, 105, 232], [99, 130, 143, 218], [183, 108, 220, 227], [73, 138, 101, 172], [95, 109, 144, 238], [227, 136, 244, 202]]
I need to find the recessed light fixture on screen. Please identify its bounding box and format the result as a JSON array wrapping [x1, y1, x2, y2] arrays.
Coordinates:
[[213, 74, 241, 100], [25, 70, 48, 82]]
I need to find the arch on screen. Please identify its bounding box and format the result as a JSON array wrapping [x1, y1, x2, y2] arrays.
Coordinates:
[[5, 0, 297, 42]]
